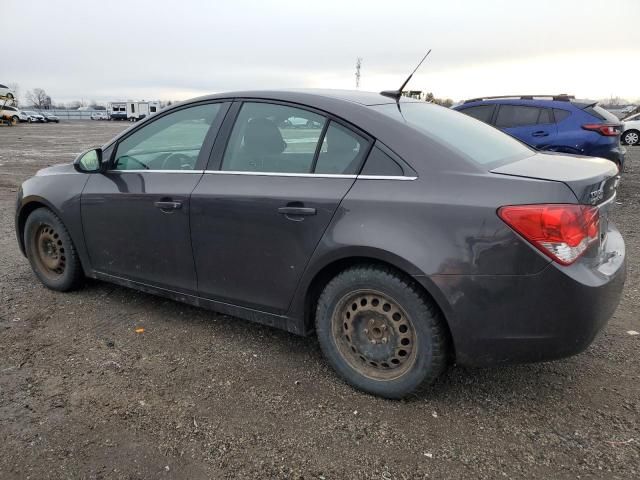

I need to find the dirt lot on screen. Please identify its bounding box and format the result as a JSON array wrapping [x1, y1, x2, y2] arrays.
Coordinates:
[[0, 121, 638, 479]]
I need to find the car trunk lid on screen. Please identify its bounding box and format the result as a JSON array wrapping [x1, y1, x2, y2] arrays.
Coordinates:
[[491, 152, 619, 205]]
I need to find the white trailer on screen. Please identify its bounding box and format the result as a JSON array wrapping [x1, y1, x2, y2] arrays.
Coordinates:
[[107, 102, 127, 120], [126, 101, 161, 121]]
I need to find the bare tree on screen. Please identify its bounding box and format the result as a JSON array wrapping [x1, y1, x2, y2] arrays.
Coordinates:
[[26, 88, 52, 109]]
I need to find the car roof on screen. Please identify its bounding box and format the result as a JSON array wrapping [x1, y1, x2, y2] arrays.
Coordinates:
[[188, 89, 421, 107]]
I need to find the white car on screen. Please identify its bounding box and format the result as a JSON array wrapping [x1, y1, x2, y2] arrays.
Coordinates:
[[0, 83, 16, 99], [0, 105, 26, 124], [622, 112, 640, 146], [90, 111, 109, 120], [23, 110, 46, 123]]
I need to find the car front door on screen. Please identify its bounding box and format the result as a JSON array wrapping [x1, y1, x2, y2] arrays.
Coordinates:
[[190, 101, 371, 313], [81, 102, 229, 294], [495, 104, 558, 149]]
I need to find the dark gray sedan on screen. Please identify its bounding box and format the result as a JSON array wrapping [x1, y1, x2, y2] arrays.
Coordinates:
[[15, 90, 626, 398]]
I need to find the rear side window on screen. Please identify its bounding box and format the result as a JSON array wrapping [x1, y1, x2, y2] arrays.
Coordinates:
[[553, 109, 571, 123], [495, 105, 541, 127], [373, 103, 532, 166], [222, 102, 327, 173], [460, 105, 495, 123], [314, 122, 368, 174], [538, 108, 553, 124]]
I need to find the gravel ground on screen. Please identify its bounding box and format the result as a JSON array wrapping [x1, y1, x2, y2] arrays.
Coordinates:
[[0, 121, 638, 479]]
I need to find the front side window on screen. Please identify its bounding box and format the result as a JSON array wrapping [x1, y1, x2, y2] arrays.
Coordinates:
[[222, 102, 327, 173], [113, 103, 221, 171], [495, 105, 541, 127]]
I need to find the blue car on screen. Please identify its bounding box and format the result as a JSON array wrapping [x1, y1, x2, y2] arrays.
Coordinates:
[[453, 95, 625, 169]]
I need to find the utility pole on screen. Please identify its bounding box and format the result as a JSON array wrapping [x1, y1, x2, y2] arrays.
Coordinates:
[[355, 57, 362, 89]]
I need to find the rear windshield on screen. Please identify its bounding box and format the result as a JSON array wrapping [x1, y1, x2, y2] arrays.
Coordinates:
[[583, 105, 619, 123], [372, 103, 533, 167]]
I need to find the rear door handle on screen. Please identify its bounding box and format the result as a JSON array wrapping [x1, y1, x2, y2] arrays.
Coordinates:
[[532, 131, 549, 137], [154, 200, 182, 210], [278, 206, 317, 216]]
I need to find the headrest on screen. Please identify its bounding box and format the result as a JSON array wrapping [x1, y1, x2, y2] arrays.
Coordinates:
[[244, 118, 286, 154]]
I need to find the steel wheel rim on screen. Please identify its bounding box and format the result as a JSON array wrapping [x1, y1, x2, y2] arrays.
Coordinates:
[[331, 289, 417, 381], [33, 223, 66, 278], [625, 132, 638, 145]]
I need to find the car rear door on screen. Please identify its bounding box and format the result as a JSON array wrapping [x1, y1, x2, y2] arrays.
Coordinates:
[[495, 104, 558, 149], [81, 101, 229, 294], [190, 100, 371, 313]]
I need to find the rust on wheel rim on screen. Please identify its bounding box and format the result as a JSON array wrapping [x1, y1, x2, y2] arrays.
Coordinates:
[[33, 224, 66, 277], [332, 290, 417, 380]]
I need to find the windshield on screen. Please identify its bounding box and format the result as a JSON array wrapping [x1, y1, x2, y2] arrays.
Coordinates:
[[372, 103, 533, 167]]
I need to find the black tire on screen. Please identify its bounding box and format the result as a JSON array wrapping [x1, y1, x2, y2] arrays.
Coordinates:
[[6, 93, 13, 99], [10, 115, 18, 126], [623, 130, 639, 146], [315, 265, 449, 399], [24, 208, 84, 291]]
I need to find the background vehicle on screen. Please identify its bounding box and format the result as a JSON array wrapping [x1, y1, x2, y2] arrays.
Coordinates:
[[0, 83, 15, 99], [453, 95, 625, 169], [42, 112, 59, 123], [622, 112, 640, 146], [107, 102, 127, 120], [90, 111, 109, 120], [15, 90, 625, 398], [1, 105, 22, 125], [23, 110, 45, 123], [126, 101, 160, 121]]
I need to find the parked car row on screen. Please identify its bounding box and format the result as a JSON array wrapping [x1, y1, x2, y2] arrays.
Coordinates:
[[452, 95, 626, 169], [0, 105, 60, 124]]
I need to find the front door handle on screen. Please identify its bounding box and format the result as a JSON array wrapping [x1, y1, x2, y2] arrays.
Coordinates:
[[532, 131, 549, 137], [278, 206, 317, 216], [154, 200, 182, 210]]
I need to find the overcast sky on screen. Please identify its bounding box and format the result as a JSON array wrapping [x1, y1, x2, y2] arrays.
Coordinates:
[[5, 0, 640, 105]]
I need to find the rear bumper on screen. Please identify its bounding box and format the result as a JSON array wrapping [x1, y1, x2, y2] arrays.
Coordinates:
[[425, 224, 626, 367]]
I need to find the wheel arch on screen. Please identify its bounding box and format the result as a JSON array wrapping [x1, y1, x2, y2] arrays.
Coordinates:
[[16, 197, 64, 256], [296, 251, 457, 360]]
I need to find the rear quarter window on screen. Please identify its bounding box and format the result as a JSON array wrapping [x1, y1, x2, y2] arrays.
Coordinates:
[[553, 109, 571, 123], [373, 103, 533, 167], [583, 105, 619, 123]]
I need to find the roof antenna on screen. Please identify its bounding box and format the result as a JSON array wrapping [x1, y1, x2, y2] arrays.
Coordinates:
[[381, 49, 431, 100]]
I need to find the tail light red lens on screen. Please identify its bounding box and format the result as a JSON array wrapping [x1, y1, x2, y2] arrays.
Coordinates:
[[498, 204, 600, 265], [582, 123, 620, 136]]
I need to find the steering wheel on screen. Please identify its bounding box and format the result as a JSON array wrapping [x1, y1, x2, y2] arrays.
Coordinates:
[[161, 153, 194, 170]]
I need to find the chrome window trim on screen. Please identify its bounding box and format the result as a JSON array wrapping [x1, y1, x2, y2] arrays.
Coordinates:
[[202, 170, 417, 180], [106, 169, 204, 174], [104, 169, 418, 180]]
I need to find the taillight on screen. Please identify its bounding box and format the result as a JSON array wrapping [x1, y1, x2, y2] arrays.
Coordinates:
[[498, 204, 599, 265], [582, 123, 620, 136]]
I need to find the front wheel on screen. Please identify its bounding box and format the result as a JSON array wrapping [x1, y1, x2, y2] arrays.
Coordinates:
[[24, 208, 84, 291], [623, 130, 639, 146], [10, 115, 18, 126], [315, 266, 449, 398]]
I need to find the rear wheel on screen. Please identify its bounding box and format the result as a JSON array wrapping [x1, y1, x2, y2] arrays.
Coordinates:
[[315, 266, 449, 398], [623, 130, 639, 146], [10, 115, 18, 126], [24, 208, 84, 291]]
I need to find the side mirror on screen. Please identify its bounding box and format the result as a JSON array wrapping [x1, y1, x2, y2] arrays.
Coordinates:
[[74, 148, 103, 173]]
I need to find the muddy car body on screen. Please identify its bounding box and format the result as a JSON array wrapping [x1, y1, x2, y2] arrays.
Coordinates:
[[15, 90, 626, 398]]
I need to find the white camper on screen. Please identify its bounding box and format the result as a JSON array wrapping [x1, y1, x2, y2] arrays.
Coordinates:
[[126, 101, 161, 121], [107, 102, 127, 120]]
